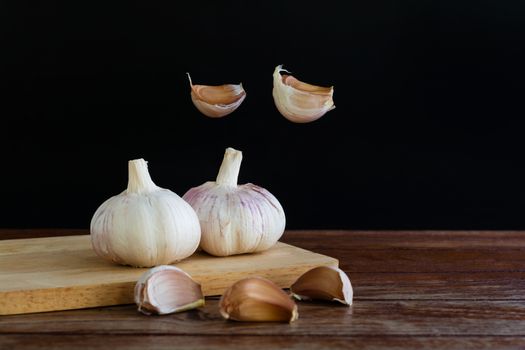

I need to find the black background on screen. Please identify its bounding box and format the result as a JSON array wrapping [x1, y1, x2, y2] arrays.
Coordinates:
[[1, 1, 525, 230]]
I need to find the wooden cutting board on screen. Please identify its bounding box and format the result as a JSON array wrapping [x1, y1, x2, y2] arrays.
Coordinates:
[[0, 235, 338, 315]]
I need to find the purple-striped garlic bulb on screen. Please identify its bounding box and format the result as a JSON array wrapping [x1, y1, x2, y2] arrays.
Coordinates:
[[183, 148, 286, 256]]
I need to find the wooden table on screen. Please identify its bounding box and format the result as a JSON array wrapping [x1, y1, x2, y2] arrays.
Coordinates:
[[1, 229, 524, 349]]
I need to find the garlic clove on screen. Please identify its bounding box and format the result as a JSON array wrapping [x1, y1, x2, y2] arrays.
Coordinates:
[[187, 73, 246, 118], [272, 65, 335, 123], [219, 277, 298, 323], [290, 266, 353, 305], [134, 265, 204, 315]]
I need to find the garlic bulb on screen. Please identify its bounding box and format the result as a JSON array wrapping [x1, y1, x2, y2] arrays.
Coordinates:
[[90, 159, 201, 267], [219, 277, 298, 323], [272, 65, 335, 123], [135, 265, 204, 315], [187, 73, 246, 118], [291, 266, 353, 305], [183, 147, 286, 256]]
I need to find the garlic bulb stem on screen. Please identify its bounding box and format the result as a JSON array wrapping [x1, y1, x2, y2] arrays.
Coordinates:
[[216, 148, 243, 188], [127, 159, 157, 194]]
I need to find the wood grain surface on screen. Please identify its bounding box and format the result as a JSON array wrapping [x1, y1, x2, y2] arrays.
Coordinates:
[[1, 230, 524, 350], [0, 235, 337, 315]]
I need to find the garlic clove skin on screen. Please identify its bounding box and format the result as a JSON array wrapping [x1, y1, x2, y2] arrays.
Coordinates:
[[290, 266, 353, 306], [183, 148, 286, 257], [219, 277, 298, 323], [187, 73, 246, 118], [134, 265, 204, 315], [272, 65, 335, 123], [90, 159, 201, 267]]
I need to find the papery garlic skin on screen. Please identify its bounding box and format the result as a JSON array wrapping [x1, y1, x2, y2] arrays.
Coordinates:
[[187, 73, 246, 118], [183, 148, 286, 257], [272, 65, 335, 123], [90, 159, 201, 267], [134, 265, 204, 315]]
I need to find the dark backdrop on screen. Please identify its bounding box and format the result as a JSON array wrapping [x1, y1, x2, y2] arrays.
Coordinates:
[[1, 1, 525, 229]]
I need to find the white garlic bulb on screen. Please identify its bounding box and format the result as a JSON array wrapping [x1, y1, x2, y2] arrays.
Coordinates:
[[90, 159, 201, 267], [187, 73, 246, 118], [272, 65, 335, 123], [183, 148, 286, 256]]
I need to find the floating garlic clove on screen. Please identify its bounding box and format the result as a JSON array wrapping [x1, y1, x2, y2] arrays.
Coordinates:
[[272, 65, 335, 123], [90, 159, 201, 267], [219, 277, 298, 323], [291, 266, 353, 305], [187, 73, 246, 118], [134, 265, 204, 315], [182, 147, 286, 256]]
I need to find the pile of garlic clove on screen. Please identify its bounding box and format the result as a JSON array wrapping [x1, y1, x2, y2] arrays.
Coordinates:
[[188, 65, 335, 123], [133, 265, 353, 322]]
